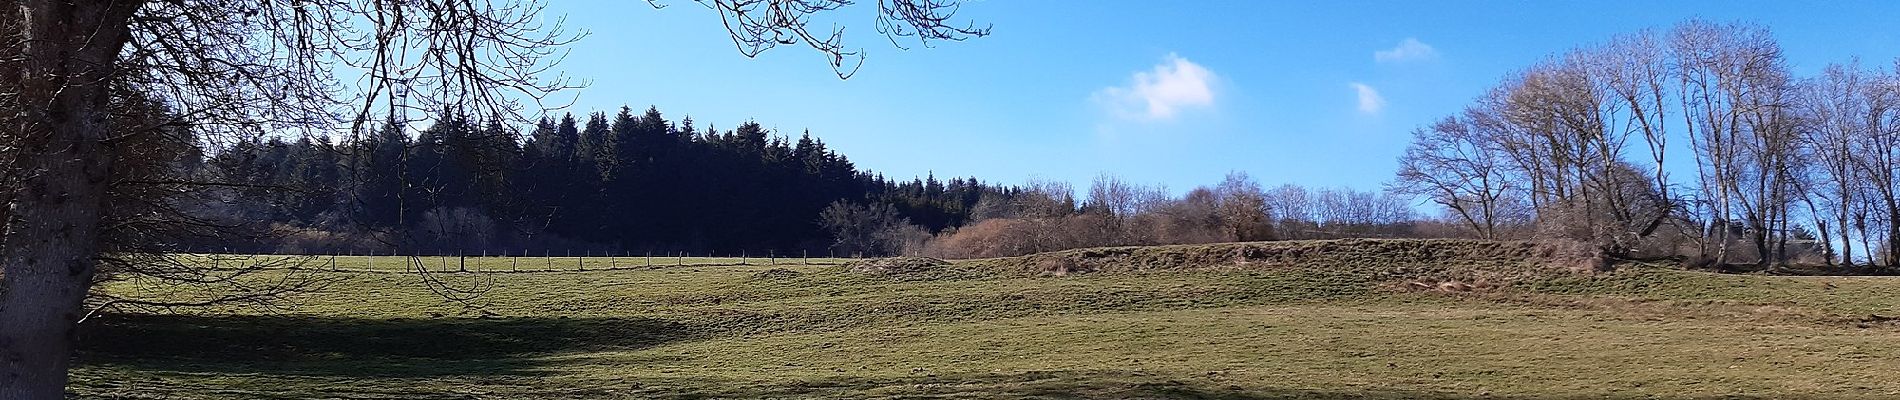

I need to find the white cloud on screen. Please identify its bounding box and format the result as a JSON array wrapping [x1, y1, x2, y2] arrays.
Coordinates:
[[1374, 38, 1438, 63], [1093, 53, 1217, 121], [1351, 82, 1385, 114]]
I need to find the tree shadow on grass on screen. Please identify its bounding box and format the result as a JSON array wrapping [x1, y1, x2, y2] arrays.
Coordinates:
[[72, 314, 1852, 399], [72, 344, 1841, 400], [625, 370, 1813, 400], [75, 313, 693, 378]]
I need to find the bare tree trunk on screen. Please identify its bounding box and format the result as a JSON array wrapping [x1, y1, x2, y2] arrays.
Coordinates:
[[1857, 212, 1876, 266], [0, 1, 141, 398], [1752, 220, 1770, 267], [1715, 191, 1732, 264], [0, 145, 111, 399], [1775, 195, 1790, 265], [1888, 206, 1900, 266], [1815, 218, 1835, 267], [1840, 182, 1856, 267], [1798, 184, 1836, 267]]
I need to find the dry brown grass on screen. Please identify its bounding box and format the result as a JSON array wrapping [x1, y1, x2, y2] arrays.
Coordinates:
[[908, 239, 1608, 286]]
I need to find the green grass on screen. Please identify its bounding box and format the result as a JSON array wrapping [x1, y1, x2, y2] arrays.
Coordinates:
[[74, 244, 1900, 399]]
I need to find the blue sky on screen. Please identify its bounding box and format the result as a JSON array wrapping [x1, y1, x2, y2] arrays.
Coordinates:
[[540, 1, 1900, 193]]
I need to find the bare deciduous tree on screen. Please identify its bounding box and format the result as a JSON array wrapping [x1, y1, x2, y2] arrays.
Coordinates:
[[678, 0, 992, 78], [4, 2, 582, 394], [1853, 69, 1897, 266], [1795, 62, 1874, 266], [1390, 117, 1516, 239], [1213, 172, 1274, 242], [1264, 184, 1315, 239], [1086, 174, 1166, 244], [819, 200, 924, 256], [1592, 30, 1679, 242], [1671, 19, 1797, 266], [1860, 61, 1900, 266]]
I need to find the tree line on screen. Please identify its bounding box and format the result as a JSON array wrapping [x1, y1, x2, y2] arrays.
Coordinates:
[[204, 106, 1013, 255], [206, 106, 1431, 259], [903, 173, 1420, 259], [1391, 19, 1892, 268]]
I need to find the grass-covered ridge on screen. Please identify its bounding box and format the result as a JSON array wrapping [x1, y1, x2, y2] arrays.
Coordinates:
[[923, 238, 1603, 280], [75, 240, 1900, 399]]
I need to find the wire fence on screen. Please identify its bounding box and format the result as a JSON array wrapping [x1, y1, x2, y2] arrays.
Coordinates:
[[179, 250, 868, 274]]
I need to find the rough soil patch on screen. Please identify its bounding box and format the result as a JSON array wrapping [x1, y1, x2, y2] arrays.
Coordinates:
[[751, 268, 803, 280], [846, 257, 950, 277]]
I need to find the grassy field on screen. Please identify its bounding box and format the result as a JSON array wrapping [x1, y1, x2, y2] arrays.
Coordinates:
[[75, 240, 1900, 399]]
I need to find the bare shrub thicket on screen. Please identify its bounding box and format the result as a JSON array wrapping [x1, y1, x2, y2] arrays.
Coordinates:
[[415, 207, 502, 252], [819, 200, 932, 256], [920, 173, 1418, 259], [1267, 184, 1417, 240]]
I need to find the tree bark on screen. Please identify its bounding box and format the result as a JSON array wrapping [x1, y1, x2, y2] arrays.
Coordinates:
[[1839, 179, 1855, 267], [1888, 206, 1900, 266], [0, 1, 141, 398]]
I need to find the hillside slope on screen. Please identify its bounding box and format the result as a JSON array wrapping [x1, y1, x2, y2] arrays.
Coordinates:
[[71, 240, 1900, 399]]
